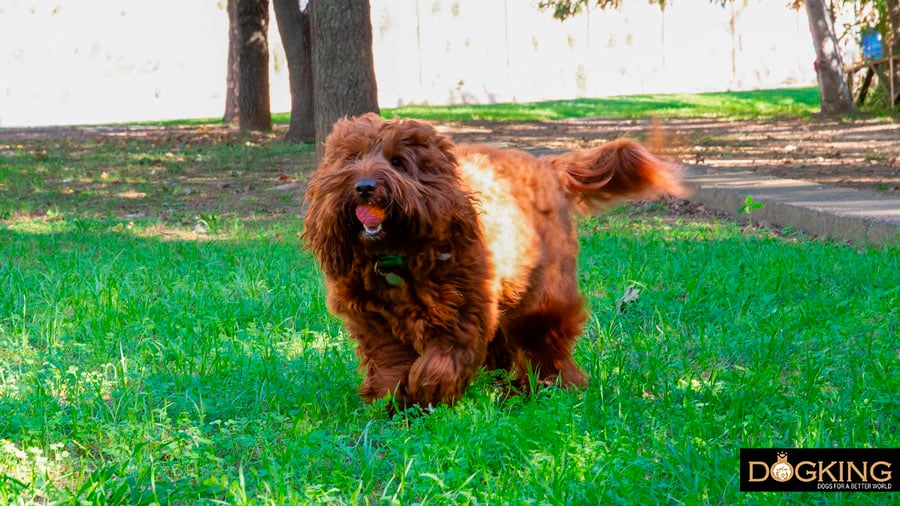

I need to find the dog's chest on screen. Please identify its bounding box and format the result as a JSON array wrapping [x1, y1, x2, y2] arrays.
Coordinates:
[[346, 251, 470, 351]]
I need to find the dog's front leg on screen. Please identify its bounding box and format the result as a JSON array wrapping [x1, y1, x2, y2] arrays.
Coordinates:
[[355, 336, 419, 409], [406, 321, 488, 407]]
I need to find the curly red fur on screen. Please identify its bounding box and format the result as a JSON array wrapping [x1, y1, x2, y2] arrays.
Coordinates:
[[302, 114, 685, 411]]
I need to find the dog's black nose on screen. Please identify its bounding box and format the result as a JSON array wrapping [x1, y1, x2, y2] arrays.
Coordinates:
[[355, 179, 377, 200]]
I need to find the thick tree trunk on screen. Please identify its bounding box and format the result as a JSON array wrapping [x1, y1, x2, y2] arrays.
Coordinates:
[[237, 0, 272, 132], [803, 0, 853, 115], [272, 0, 315, 143], [310, 0, 380, 164], [224, 0, 240, 123]]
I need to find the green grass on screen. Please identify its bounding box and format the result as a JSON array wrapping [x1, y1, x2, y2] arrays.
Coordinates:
[[2, 95, 899, 503], [1, 209, 898, 504], [57, 86, 883, 129], [82, 87, 821, 129], [0, 128, 313, 222], [378, 87, 822, 122]]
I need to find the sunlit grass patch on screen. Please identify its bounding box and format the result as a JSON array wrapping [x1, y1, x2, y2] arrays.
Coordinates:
[[2, 205, 898, 503], [382, 87, 821, 121]]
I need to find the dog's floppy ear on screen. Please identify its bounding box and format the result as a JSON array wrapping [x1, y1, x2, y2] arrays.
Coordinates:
[[448, 193, 482, 245], [410, 119, 457, 174], [301, 224, 352, 280], [301, 185, 356, 279]]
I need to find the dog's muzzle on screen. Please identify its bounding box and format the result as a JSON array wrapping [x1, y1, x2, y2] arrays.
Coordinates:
[[353, 178, 388, 238], [355, 179, 378, 201]]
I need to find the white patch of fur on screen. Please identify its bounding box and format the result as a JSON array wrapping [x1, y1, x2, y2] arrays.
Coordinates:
[[456, 153, 537, 305]]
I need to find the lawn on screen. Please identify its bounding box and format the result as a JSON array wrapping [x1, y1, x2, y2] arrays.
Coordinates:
[[1, 92, 899, 504], [378, 87, 823, 121]]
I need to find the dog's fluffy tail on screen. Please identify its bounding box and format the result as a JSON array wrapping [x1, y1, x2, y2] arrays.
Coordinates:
[[544, 138, 688, 214]]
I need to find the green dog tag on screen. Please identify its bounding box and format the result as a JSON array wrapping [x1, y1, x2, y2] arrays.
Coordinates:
[[384, 273, 404, 286]]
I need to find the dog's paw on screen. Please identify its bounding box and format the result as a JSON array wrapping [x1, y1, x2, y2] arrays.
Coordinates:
[[407, 350, 468, 407]]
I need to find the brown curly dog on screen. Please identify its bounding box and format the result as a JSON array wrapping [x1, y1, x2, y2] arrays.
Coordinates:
[[302, 113, 685, 411]]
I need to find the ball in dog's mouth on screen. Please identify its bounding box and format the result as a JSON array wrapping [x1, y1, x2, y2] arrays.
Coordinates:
[[355, 204, 385, 237]]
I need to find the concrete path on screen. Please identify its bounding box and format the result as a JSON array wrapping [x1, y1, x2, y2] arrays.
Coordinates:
[[684, 165, 900, 247]]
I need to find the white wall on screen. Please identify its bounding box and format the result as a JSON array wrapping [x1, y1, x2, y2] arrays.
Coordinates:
[[0, 0, 819, 127]]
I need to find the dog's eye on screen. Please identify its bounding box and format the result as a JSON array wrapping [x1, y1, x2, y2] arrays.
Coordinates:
[[389, 157, 404, 169]]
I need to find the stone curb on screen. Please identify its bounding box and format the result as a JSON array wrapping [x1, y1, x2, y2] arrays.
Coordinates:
[[683, 165, 900, 247]]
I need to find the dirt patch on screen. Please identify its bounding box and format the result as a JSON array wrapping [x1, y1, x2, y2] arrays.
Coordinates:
[[1, 117, 897, 227], [438, 117, 900, 195], [0, 124, 312, 224]]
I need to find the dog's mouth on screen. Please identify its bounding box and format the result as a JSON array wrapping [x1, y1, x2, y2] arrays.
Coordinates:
[[355, 204, 386, 238]]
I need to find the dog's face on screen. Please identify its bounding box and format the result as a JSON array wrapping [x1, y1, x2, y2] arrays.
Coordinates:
[[303, 114, 471, 276]]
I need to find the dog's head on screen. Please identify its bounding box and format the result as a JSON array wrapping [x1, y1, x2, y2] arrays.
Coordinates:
[[303, 113, 474, 277]]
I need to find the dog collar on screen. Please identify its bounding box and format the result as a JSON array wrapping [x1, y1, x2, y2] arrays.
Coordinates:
[[374, 255, 405, 286]]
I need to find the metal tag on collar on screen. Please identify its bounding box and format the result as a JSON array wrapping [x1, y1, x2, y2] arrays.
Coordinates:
[[383, 273, 404, 286], [375, 255, 405, 286]]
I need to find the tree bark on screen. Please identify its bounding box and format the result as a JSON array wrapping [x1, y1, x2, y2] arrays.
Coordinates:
[[272, 0, 315, 142], [236, 0, 273, 131], [224, 0, 240, 123], [310, 0, 380, 164], [888, 0, 900, 51], [803, 0, 853, 115], [888, 0, 899, 108]]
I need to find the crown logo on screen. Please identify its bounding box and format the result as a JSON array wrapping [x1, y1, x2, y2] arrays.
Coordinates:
[[770, 452, 793, 482]]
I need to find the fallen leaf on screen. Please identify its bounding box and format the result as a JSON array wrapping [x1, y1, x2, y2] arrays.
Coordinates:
[[616, 282, 643, 313]]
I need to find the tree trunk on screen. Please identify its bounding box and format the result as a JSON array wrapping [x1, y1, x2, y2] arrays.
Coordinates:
[[224, 0, 240, 123], [888, 0, 899, 108], [310, 0, 380, 164], [888, 0, 900, 51], [272, 0, 315, 142], [803, 0, 853, 115], [237, 0, 273, 132]]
